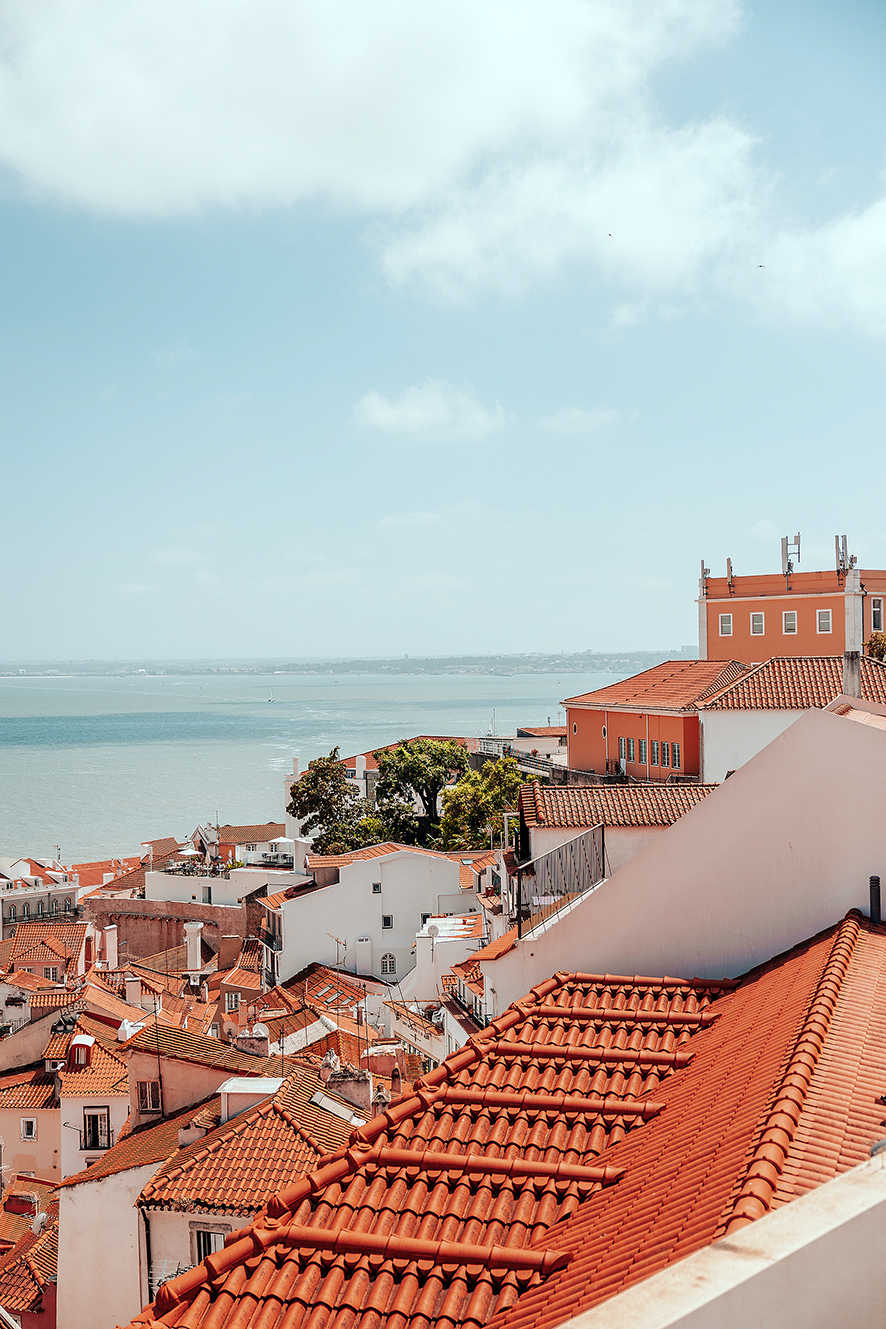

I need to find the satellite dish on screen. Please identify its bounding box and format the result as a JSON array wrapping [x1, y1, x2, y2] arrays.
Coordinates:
[[427, 924, 439, 938]]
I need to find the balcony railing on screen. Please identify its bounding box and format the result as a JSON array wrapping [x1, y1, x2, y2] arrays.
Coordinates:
[[260, 927, 282, 952], [509, 825, 606, 938]]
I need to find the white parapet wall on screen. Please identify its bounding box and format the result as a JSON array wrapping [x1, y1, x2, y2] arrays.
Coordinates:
[[557, 1156, 886, 1329]]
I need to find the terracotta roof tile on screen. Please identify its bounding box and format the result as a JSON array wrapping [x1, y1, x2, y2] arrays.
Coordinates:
[[123, 913, 886, 1329], [60, 1098, 222, 1188], [516, 727, 568, 738], [699, 654, 886, 710], [0, 1198, 57, 1313], [564, 660, 749, 712], [138, 1065, 355, 1215], [217, 823, 285, 845], [121, 1022, 285, 1077], [519, 782, 717, 829], [9, 920, 88, 961], [0, 1177, 56, 1252], [0, 1066, 57, 1111], [3, 970, 57, 992]]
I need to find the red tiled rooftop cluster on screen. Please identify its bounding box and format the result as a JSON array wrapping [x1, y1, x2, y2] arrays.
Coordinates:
[[519, 782, 718, 830], [699, 654, 886, 711], [125, 912, 886, 1329], [563, 660, 749, 712]]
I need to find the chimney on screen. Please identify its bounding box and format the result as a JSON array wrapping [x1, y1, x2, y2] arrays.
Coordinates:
[[124, 973, 142, 1007], [326, 1064, 373, 1115], [217, 935, 240, 972], [183, 921, 203, 973], [178, 1122, 207, 1148], [843, 652, 861, 699], [103, 924, 118, 970]]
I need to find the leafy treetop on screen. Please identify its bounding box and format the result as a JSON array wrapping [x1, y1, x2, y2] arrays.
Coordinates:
[[373, 739, 470, 833]]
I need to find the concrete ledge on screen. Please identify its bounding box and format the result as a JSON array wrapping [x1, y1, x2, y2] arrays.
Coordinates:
[[557, 1157, 886, 1329]]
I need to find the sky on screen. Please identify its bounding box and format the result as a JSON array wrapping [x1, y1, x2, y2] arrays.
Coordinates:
[[3, 0, 886, 660]]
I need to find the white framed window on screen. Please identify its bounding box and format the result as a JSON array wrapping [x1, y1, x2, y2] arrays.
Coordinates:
[[43, 967, 58, 982], [618, 737, 626, 761], [20, 1118, 36, 1141], [782, 611, 797, 635], [651, 740, 659, 766], [672, 743, 681, 770], [209, 1024, 219, 1038], [638, 739, 647, 765], [137, 1080, 162, 1114], [751, 612, 765, 635], [817, 609, 832, 634], [82, 1108, 110, 1151], [627, 738, 635, 762], [719, 613, 733, 636], [191, 1224, 231, 1265], [873, 599, 883, 633], [381, 914, 394, 929], [224, 991, 240, 1013], [381, 953, 396, 975], [661, 742, 670, 768], [371, 882, 382, 895]]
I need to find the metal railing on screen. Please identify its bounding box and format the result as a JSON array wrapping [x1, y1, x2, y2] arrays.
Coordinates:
[[260, 927, 282, 952], [510, 825, 605, 937]]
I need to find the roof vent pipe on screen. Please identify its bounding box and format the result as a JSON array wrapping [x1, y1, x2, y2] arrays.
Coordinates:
[[843, 651, 861, 699], [871, 876, 881, 927]]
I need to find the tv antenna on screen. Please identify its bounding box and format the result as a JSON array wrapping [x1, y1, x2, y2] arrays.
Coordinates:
[[835, 534, 857, 577], [781, 532, 800, 586]]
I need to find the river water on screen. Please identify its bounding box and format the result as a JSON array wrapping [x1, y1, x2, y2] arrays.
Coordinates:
[[0, 671, 619, 860]]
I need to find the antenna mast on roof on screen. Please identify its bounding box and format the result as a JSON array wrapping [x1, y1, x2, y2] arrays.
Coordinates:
[[836, 534, 857, 580], [781, 532, 800, 588]]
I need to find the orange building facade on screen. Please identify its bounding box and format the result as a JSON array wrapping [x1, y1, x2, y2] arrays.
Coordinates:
[[699, 566, 886, 663], [564, 661, 746, 782]]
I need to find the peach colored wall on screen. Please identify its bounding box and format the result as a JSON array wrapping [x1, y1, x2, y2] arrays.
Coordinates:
[[0, 1109, 60, 1183], [567, 708, 699, 779], [706, 592, 844, 662]]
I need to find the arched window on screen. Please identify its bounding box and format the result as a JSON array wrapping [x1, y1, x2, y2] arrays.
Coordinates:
[[380, 953, 396, 976], [36, 902, 44, 917], [7, 905, 15, 921], [21, 904, 30, 920], [63, 898, 71, 912], [50, 898, 59, 914]]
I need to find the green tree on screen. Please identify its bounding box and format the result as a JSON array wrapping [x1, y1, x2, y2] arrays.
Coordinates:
[[867, 631, 886, 661], [438, 755, 528, 851], [374, 739, 469, 840], [286, 748, 366, 854]]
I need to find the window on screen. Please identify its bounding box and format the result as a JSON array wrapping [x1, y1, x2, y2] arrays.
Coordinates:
[[381, 914, 394, 929], [783, 611, 797, 635], [672, 743, 681, 770], [651, 740, 659, 766], [137, 1080, 162, 1114], [20, 1118, 36, 1141], [719, 613, 733, 636], [751, 612, 765, 635], [421, 913, 431, 926], [627, 738, 635, 762], [82, 1108, 110, 1151], [21, 904, 29, 920], [618, 737, 626, 761], [818, 609, 832, 634], [73, 1045, 89, 1065], [35, 902, 44, 917], [572, 722, 577, 734], [43, 967, 58, 983], [873, 599, 883, 633], [224, 991, 240, 1013], [63, 898, 71, 912], [371, 882, 382, 895], [50, 899, 58, 914], [209, 1024, 219, 1039], [639, 739, 647, 765], [193, 1227, 230, 1264], [7, 906, 14, 922], [661, 742, 670, 768], [381, 953, 396, 975]]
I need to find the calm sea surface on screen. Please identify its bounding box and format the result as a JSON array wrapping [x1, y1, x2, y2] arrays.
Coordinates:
[[0, 672, 621, 860]]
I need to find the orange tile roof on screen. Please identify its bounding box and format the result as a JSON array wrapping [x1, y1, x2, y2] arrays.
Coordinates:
[[60, 1098, 222, 1188], [340, 737, 470, 773], [3, 969, 57, 992], [699, 654, 886, 710], [518, 782, 718, 829], [0, 1177, 57, 1251], [284, 964, 392, 1002], [0, 1066, 57, 1111], [56, 1020, 129, 1097], [564, 660, 749, 712], [139, 1065, 356, 1215], [121, 1022, 285, 1077], [28, 988, 79, 1012], [516, 727, 567, 737], [9, 920, 88, 961], [68, 856, 139, 888], [0, 1198, 57, 1313], [125, 912, 886, 1329], [217, 823, 285, 845], [305, 843, 495, 871], [834, 702, 886, 730]]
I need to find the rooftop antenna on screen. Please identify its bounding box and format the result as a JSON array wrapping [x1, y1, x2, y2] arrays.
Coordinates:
[[726, 558, 735, 594], [836, 534, 857, 578], [781, 532, 800, 587]]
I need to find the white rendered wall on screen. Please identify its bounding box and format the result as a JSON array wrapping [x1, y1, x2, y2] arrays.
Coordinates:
[[410, 930, 481, 1002], [275, 851, 472, 983], [58, 1163, 158, 1329], [559, 1159, 886, 1329], [486, 709, 886, 1011], [147, 1207, 239, 1286], [700, 708, 803, 783], [59, 1092, 130, 1179]]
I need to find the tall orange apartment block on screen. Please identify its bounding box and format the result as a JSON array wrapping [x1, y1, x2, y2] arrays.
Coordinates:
[[699, 535, 886, 662]]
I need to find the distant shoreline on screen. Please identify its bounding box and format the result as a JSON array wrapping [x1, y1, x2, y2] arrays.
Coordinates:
[[0, 649, 693, 679]]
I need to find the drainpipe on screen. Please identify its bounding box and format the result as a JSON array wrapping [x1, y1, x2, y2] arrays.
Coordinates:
[[871, 876, 881, 927]]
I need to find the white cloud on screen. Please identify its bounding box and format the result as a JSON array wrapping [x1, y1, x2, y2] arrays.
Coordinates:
[[540, 406, 617, 433], [355, 381, 505, 441]]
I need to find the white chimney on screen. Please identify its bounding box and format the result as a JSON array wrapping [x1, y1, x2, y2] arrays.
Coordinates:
[[183, 921, 203, 973], [124, 973, 142, 1007], [103, 925, 118, 970]]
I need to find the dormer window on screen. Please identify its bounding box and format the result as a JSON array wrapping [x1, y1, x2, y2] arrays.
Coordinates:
[[69, 1034, 95, 1068]]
